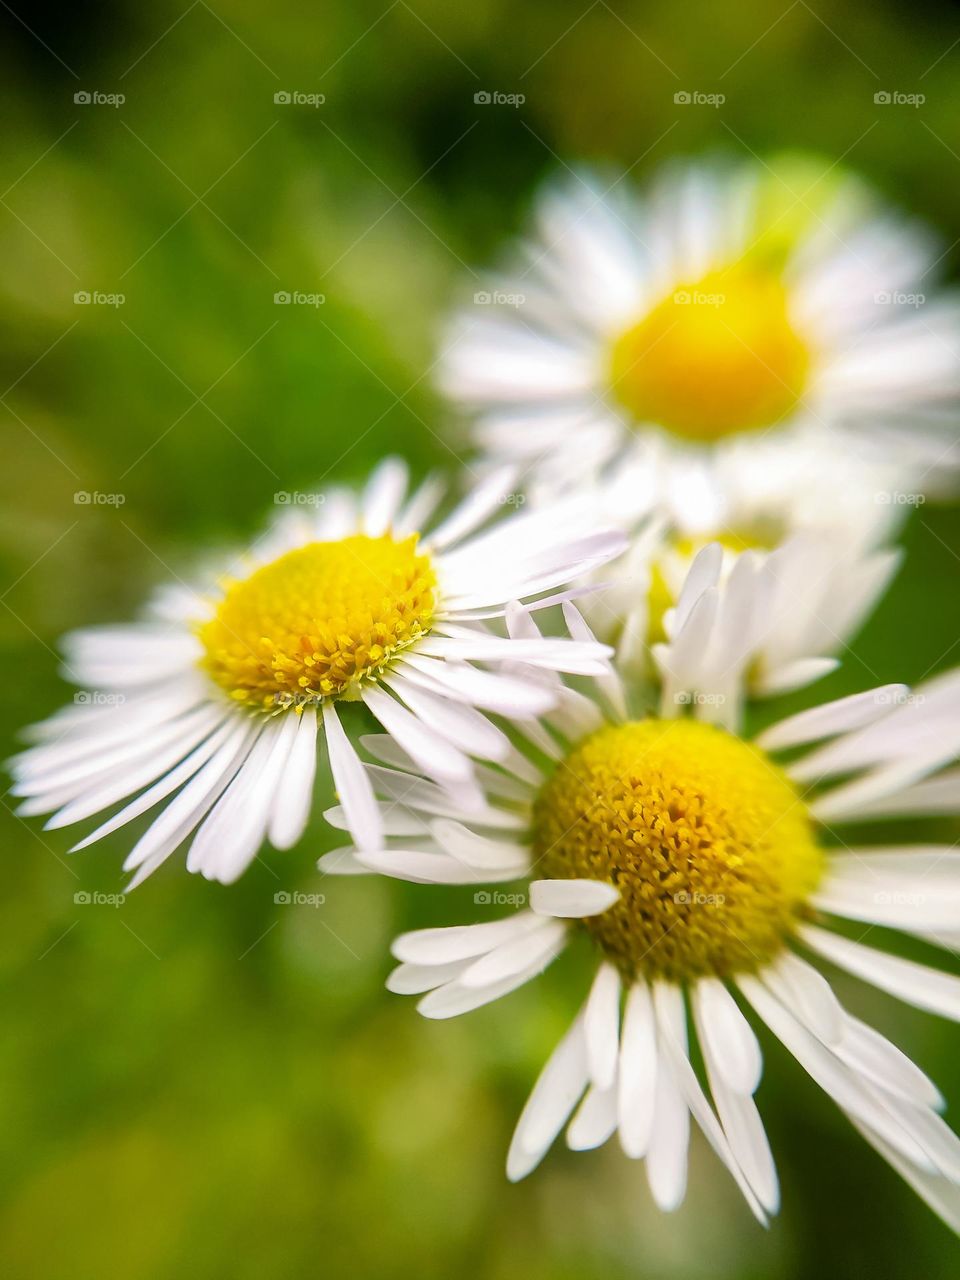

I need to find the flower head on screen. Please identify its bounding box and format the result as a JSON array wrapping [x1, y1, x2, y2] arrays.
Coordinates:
[[324, 573, 960, 1231], [440, 156, 960, 501], [9, 461, 624, 886]]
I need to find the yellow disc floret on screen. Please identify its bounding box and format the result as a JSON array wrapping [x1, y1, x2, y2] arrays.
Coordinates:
[[198, 534, 437, 710], [533, 719, 823, 982], [609, 265, 810, 442]]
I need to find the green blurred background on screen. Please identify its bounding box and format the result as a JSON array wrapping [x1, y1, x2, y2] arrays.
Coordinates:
[[2, 2, 960, 1276]]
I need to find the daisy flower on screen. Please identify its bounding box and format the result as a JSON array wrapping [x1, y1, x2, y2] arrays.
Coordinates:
[[582, 487, 901, 708], [438, 155, 960, 499], [322, 586, 960, 1231], [9, 460, 624, 887]]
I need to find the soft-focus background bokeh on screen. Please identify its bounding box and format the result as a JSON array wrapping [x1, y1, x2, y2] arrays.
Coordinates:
[[2, 3, 960, 1276]]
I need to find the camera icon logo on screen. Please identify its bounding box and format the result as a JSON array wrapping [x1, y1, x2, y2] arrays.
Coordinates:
[[74, 91, 92, 105], [74, 891, 91, 904], [674, 91, 691, 104], [274, 891, 292, 905], [473, 291, 492, 305], [874, 91, 891, 104], [274, 91, 292, 104], [274, 291, 291, 304], [74, 291, 91, 304], [474, 91, 491, 104]]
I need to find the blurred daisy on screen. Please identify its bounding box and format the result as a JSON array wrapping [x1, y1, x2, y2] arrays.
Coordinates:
[[439, 156, 960, 497], [584, 497, 901, 707], [9, 461, 623, 886], [324, 589, 960, 1231]]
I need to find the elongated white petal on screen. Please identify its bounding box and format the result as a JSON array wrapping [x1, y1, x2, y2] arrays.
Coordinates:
[[323, 702, 383, 852], [357, 848, 523, 885], [763, 951, 845, 1045], [419, 943, 565, 1021], [460, 919, 567, 987], [584, 963, 621, 1091], [530, 879, 619, 918], [507, 1012, 589, 1181], [618, 982, 658, 1159], [692, 978, 763, 1095], [567, 1083, 619, 1151], [268, 706, 318, 849], [757, 685, 908, 751], [646, 984, 690, 1212], [361, 686, 473, 785], [430, 818, 531, 872], [392, 912, 544, 965], [800, 925, 960, 1022], [386, 959, 469, 994]]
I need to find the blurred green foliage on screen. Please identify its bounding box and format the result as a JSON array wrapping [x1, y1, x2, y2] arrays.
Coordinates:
[[2, 2, 960, 1277]]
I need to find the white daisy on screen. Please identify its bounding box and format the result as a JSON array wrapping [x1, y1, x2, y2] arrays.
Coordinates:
[[322, 591, 960, 1231], [9, 460, 625, 886], [439, 156, 960, 499], [585, 514, 901, 716]]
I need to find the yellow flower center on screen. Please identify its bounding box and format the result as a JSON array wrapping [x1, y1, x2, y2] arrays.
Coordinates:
[[533, 720, 823, 982], [609, 266, 810, 442], [198, 534, 437, 711]]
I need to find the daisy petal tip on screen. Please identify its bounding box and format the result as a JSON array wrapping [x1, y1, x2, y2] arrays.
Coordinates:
[[529, 878, 619, 918]]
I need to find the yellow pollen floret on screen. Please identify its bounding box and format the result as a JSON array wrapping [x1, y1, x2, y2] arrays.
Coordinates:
[[609, 265, 810, 442], [533, 720, 823, 983], [198, 534, 437, 711]]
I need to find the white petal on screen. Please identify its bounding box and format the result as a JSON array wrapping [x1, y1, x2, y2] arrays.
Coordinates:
[[419, 947, 564, 1021], [386, 959, 469, 994], [763, 951, 845, 1045], [361, 685, 473, 785], [392, 912, 544, 964], [268, 706, 318, 849], [506, 1011, 589, 1181], [756, 685, 909, 751], [430, 818, 531, 872], [361, 456, 409, 535], [618, 982, 658, 1159], [567, 1084, 619, 1152], [800, 925, 960, 1022], [646, 984, 690, 1212], [584, 962, 621, 1091], [323, 701, 383, 851], [692, 977, 763, 1095], [460, 919, 567, 987], [529, 879, 619, 918]]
